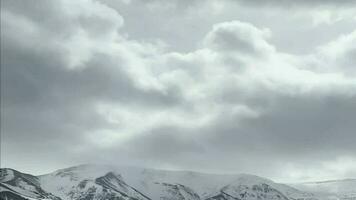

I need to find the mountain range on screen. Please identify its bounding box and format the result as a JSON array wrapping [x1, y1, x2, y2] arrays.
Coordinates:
[[1, 164, 355, 200]]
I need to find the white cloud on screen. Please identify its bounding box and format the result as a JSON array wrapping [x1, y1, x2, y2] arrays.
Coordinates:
[[204, 21, 274, 57], [316, 30, 356, 75]]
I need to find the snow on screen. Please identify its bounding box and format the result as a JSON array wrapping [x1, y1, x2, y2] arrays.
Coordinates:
[[2, 164, 356, 200], [292, 179, 356, 200], [38, 164, 315, 200], [1, 182, 39, 199], [38, 164, 228, 199], [38, 165, 151, 200], [0, 169, 15, 182]]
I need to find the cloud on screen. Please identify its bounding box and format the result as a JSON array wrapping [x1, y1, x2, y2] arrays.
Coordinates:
[[204, 21, 274, 57], [0, 0, 183, 171], [234, 0, 356, 7], [317, 30, 356, 75], [126, 0, 356, 9], [1, 0, 356, 182]]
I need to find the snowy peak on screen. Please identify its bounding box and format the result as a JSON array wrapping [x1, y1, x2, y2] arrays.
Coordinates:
[[208, 184, 289, 200], [0, 168, 60, 200], [221, 175, 288, 200], [40, 167, 152, 200], [1, 165, 355, 200], [151, 182, 201, 200], [206, 174, 315, 200], [95, 172, 151, 200], [0, 168, 41, 189]]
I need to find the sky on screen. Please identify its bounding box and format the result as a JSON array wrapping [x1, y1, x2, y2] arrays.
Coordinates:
[[1, 0, 356, 183]]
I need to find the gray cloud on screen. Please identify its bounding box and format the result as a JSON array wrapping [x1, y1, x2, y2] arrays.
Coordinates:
[[1, 0, 356, 182], [115, 86, 356, 179], [1, 0, 183, 171], [120, 0, 356, 9], [204, 21, 274, 57], [208, 94, 356, 156], [234, 0, 356, 7], [100, 0, 356, 54]]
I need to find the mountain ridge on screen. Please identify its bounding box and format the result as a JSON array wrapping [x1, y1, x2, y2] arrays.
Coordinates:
[[1, 164, 355, 200]]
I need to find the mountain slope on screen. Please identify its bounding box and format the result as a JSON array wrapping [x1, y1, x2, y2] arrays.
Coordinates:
[[292, 179, 356, 200], [1, 164, 355, 200], [0, 168, 60, 200], [205, 174, 316, 200], [39, 166, 152, 200]]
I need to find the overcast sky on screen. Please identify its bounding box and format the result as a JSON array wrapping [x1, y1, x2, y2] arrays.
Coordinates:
[[1, 0, 356, 183]]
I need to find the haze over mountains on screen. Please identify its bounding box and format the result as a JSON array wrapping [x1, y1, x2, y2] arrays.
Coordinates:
[[1, 164, 355, 200]]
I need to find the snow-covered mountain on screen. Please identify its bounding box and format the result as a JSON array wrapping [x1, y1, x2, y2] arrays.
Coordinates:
[[292, 179, 356, 200], [0, 168, 60, 200], [0, 164, 354, 200]]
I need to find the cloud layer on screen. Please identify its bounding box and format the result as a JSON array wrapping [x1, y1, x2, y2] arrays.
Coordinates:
[[1, 0, 356, 182]]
